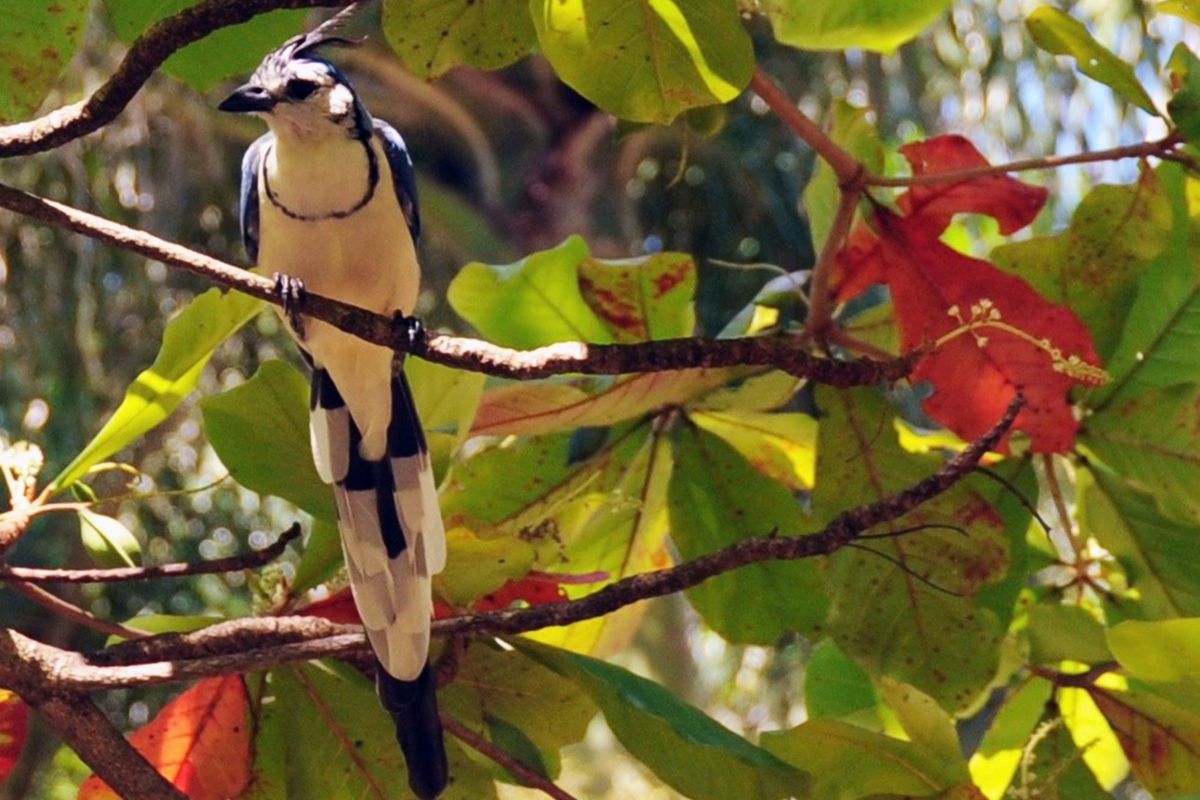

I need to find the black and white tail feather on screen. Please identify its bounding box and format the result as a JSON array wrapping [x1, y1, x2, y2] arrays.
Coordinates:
[[221, 5, 449, 797], [311, 366, 448, 798]]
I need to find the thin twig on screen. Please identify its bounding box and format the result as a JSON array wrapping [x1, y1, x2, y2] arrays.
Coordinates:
[[0, 181, 914, 386], [0, 0, 346, 157], [973, 466, 1051, 535], [442, 714, 580, 800], [806, 188, 862, 340], [1040, 453, 1087, 562], [1, 524, 300, 583], [867, 134, 1182, 187], [56, 394, 1024, 689], [5, 581, 146, 639], [843, 543, 964, 597]]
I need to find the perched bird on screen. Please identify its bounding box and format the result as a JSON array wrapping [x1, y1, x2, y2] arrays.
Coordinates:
[[219, 8, 449, 798]]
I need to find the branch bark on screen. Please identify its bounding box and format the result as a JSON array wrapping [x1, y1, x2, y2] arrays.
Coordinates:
[[1, 524, 300, 584], [7, 394, 1020, 693], [0, 181, 913, 385]]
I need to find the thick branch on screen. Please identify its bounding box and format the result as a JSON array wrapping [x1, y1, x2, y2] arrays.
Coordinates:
[[35, 694, 188, 800], [0, 182, 913, 385], [0, 0, 345, 157], [1, 524, 300, 583], [20, 395, 1021, 691]]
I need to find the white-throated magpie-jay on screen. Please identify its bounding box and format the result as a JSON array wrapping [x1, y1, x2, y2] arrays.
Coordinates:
[[219, 8, 448, 797]]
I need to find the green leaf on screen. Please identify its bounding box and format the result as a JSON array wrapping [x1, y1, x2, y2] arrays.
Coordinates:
[[529, 0, 754, 125], [201, 360, 335, 523], [804, 639, 881, 728], [669, 424, 827, 643], [968, 678, 1054, 798], [105, 614, 222, 645], [1026, 7, 1158, 115], [405, 356, 486, 479], [532, 428, 675, 655], [1109, 618, 1200, 684], [578, 252, 697, 342], [52, 289, 264, 492], [992, 165, 1173, 360], [1088, 681, 1200, 796], [516, 640, 809, 800], [878, 679, 967, 775], [440, 642, 597, 775], [1168, 45, 1200, 145], [104, 1, 307, 92], [761, 718, 961, 798], [693, 370, 802, 412], [448, 235, 613, 348], [1081, 469, 1200, 617], [690, 409, 817, 490], [0, 1, 89, 123], [77, 509, 141, 568], [471, 369, 732, 437], [1026, 603, 1113, 665], [812, 388, 1008, 710], [444, 425, 673, 654], [291, 519, 341, 595], [760, 0, 952, 54], [249, 663, 496, 800], [804, 100, 884, 253], [381, 0, 535, 79], [1090, 164, 1200, 409], [1160, 0, 1200, 26], [438, 532, 536, 606], [1084, 383, 1200, 526]]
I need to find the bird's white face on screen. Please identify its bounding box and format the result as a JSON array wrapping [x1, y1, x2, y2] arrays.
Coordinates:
[[220, 56, 360, 143]]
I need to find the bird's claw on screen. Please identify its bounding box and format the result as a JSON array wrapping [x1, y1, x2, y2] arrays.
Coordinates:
[[392, 312, 425, 352], [273, 273, 307, 340]]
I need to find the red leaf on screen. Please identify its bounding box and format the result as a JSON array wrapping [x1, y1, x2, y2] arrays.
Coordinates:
[[78, 676, 250, 800], [0, 691, 28, 784], [296, 587, 361, 624], [831, 135, 1103, 452], [473, 570, 605, 611], [896, 136, 1048, 235]]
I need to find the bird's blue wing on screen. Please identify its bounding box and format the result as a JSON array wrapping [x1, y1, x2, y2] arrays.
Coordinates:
[[238, 133, 272, 264], [373, 119, 421, 243]]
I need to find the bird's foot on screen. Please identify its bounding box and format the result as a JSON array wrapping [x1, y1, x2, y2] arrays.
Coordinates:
[[273, 273, 307, 340], [392, 312, 425, 352]]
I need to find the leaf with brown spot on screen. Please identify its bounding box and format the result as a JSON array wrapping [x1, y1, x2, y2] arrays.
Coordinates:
[[0, 1, 89, 122], [812, 388, 1008, 710], [578, 252, 697, 343], [1089, 682, 1200, 796]]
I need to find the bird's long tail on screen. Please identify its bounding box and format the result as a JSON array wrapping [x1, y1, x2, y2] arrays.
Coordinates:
[[310, 364, 449, 799]]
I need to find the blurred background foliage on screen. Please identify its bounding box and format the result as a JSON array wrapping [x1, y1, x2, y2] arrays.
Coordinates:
[[0, 0, 1192, 796]]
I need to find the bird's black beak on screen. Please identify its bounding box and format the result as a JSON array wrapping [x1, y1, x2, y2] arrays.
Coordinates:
[[218, 83, 276, 113]]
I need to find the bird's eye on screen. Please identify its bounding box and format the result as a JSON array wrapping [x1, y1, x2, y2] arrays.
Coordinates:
[[284, 78, 319, 100]]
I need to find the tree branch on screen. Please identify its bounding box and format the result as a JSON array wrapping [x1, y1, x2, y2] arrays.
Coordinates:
[[0, 0, 346, 157], [0, 181, 914, 385], [33, 694, 188, 800], [1, 524, 300, 584], [9, 394, 1021, 693], [867, 134, 1182, 187], [5, 580, 147, 640], [750, 69, 863, 187], [442, 714, 581, 800]]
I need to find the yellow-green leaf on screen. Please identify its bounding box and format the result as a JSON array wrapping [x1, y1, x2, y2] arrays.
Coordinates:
[[530, 0, 754, 124], [53, 289, 264, 492]]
